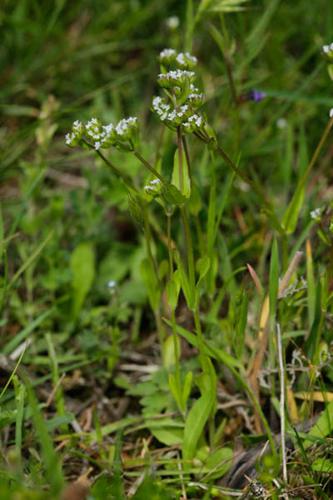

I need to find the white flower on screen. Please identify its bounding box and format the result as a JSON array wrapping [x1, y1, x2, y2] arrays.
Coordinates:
[[310, 207, 323, 220], [114, 117, 138, 140], [160, 48, 176, 60], [329, 108, 333, 118], [157, 69, 195, 87], [144, 178, 161, 195], [276, 118, 287, 129], [107, 280, 117, 289], [176, 52, 197, 68], [65, 132, 76, 146], [323, 42, 333, 54], [152, 96, 170, 119], [166, 16, 179, 29]]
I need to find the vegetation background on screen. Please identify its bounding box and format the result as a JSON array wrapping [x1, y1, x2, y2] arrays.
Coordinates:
[[1, 0, 333, 498]]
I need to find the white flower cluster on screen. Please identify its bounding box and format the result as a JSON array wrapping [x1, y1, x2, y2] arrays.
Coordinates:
[[323, 42, 333, 56], [115, 117, 138, 137], [159, 48, 197, 69], [152, 97, 203, 132], [144, 178, 161, 195], [157, 69, 195, 88], [160, 48, 176, 60], [65, 120, 84, 146], [65, 117, 138, 151], [65, 132, 76, 146], [183, 113, 203, 132], [176, 52, 197, 68], [153, 50, 205, 134]]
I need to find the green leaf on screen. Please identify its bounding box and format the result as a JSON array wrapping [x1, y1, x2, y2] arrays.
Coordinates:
[[182, 371, 193, 411], [71, 242, 95, 318], [196, 256, 210, 285], [209, 0, 250, 13], [146, 417, 184, 446], [91, 474, 115, 499], [183, 360, 216, 461], [163, 319, 242, 368], [163, 335, 180, 368], [175, 253, 194, 309], [203, 447, 233, 479], [282, 181, 305, 234], [140, 257, 160, 311], [161, 183, 186, 206], [311, 458, 333, 473], [166, 270, 181, 310], [150, 426, 183, 446], [304, 401, 333, 448], [132, 476, 174, 500], [128, 193, 144, 227], [169, 372, 183, 412], [171, 146, 191, 198], [26, 382, 64, 495]]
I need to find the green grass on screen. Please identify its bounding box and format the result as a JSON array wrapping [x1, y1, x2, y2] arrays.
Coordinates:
[[1, 0, 333, 498]]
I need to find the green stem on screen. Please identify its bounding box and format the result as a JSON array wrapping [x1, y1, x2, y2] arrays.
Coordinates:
[[182, 135, 192, 186], [167, 213, 181, 393], [177, 127, 184, 193], [142, 207, 165, 346], [134, 151, 166, 183], [180, 207, 195, 291], [83, 139, 134, 188], [299, 116, 333, 187]]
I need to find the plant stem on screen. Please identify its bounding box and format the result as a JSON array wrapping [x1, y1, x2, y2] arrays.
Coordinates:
[[83, 139, 134, 188], [277, 322, 288, 484], [167, 213, 181, 392], [299, 116, 333, 186], [134, 150, 165, 182], [142, 206, 165, 347], [180, 207, 195, 292], [177, 127, 184, 193]]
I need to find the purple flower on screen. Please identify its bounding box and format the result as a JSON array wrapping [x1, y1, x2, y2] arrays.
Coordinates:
[[248, 90, 266, 102]]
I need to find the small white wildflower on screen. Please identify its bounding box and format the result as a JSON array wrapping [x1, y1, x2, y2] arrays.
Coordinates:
[[86, 118, 98, 128], [323, 42, 333, 55], [176, 52, 197, 68], [329, 108, 333, 118], [188, 92, 203, 100], [73, 120, 83, 132], [107, 280, 117, 289], [115, 117, 138, 138], [310, 207, 323, 220], [94, 141, 101, 150], [276, 117, 287, 129], [152, 97, 171, 121], [188, 114, 202, 127], [177, 104, 189, 118], [144, 178, 161, 195], [157, 69, 195, 87], [167, 109, 177, 121], [166, 16, 179, 29], [65, 132, 76, 146], [103, 124, 114, 134], [160, 48, 176, 60]]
